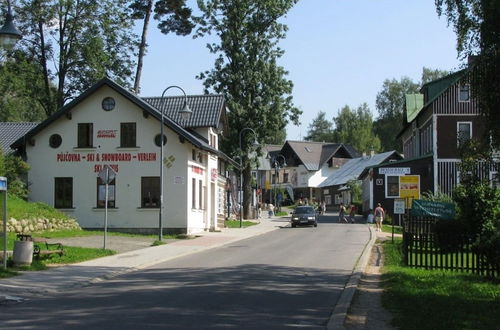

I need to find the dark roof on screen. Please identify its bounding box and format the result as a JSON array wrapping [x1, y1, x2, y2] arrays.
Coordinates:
[[9, 78, 221, 155], [142, 95, 225, 129], [318, 151, 402, 187], [0, 122, 38, 154], [358, 153, 433, 179], [285, 140, 357, 171]]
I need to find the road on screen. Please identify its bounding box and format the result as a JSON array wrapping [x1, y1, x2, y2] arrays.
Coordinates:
[[0, 216, 370, 329]]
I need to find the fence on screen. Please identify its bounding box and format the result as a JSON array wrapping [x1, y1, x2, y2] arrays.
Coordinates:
[[402, 216, 499, 278]]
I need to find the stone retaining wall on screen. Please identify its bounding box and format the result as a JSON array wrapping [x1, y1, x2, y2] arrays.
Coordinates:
[[1, 217, 81, 234]]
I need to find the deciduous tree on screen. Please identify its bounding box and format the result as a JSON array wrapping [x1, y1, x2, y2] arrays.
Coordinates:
[[195, 0, 301, 219], [15, 0, 137, 115], [333, 103, 381, 154]]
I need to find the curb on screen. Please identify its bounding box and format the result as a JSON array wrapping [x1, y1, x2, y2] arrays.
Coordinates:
[[326, 225, 377, 330]]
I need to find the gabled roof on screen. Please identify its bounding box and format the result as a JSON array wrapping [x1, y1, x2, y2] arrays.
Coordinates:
[[397, 69, 468, 138], [318, 151, 402, 187], [142, 94, 225, 129], [0, 122, 39, 155], [285, 140, 357, 171], [10, 78, 221, 155]]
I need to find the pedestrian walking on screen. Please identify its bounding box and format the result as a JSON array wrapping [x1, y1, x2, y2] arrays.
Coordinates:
[[268, 203, 274, 218], [367, 209, 374, 224], [321, 200, 326, 215], [339, 202, 348, 223], [349, 204, 356, 223], [374, 203, 385, 231]]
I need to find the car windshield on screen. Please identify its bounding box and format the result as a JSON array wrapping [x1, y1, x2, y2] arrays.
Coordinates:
[[294, 207, 315, 214]]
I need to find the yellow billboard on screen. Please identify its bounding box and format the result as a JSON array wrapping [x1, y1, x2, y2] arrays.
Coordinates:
[[399, 175, 420, 207]]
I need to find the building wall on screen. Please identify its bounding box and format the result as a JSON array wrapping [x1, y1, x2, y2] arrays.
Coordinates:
[[370, 157, 433, 216], [25, 85, 216, 234], [436, 115, 485, 159]]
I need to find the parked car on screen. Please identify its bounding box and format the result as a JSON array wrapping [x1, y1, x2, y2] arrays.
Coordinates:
[[290, 206, 318, 228]]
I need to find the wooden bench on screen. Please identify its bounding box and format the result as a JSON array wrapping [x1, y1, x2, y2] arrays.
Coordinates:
[[17, 234, 64, 259]]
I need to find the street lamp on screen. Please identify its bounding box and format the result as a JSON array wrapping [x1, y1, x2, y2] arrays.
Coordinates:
[[238, 127, 258, 228], [0, 0, 22, 49], [158, 86, 192, 241]]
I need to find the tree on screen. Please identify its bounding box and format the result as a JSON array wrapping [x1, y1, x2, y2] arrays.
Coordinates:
[[333, 103, 381, 154], [304, 111, 334, 142], [0, 150, 30, 198], [421, 67, 450, 85], [373, 77, 418, 152], [436, 0, 500, 148], [0, 52, 48, 122], [195, 0, 301, 219], [15, 0, 137, 115], [129, 0, 194, 94]]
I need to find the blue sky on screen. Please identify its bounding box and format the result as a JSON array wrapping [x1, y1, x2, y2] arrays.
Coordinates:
[[137, 0, 463, 141]]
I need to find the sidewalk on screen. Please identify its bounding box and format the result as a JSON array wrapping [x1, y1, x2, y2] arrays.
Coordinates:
[[0, 216, 289, 298]]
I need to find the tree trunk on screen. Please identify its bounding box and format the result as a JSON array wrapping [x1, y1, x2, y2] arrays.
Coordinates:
[[36, 5, 54, 116], [243, 165, 253, 219], [133, 0, 154, 94]]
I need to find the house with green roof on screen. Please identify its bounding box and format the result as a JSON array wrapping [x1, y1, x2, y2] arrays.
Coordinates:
[[364, 67, 499, 215]]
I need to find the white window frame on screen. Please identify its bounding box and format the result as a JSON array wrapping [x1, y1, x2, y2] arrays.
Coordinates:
[[490, 171, 500, 189], [457, 121, 472, 146], [385, 175, 400, 198], [458, 84, 470, 102]]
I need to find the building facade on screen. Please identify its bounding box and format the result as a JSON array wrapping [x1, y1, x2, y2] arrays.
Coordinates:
[[9, 78, 235, 234]]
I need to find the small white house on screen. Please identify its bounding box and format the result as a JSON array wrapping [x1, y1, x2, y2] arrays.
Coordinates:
[[10, 78, 235, 234]]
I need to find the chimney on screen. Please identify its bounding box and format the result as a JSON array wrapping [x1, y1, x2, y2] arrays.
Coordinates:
[[370, 147, 375, 158], [362, 152, 366, 158]]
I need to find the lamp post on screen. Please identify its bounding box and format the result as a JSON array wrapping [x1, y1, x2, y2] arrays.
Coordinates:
[[0, 0, 22, 49], [158, 86, 192, 241], [238, 127, 258, 228], [271, 154, 286, 212]]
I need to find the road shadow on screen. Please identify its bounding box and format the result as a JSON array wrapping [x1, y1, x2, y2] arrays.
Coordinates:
[[1, 264, 351, 329]]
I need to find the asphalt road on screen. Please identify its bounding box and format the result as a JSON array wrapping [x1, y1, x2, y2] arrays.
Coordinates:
[[0, 216, 369, 329]]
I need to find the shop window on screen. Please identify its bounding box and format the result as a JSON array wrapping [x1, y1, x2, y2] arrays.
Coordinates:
[[78, 123, 93, 148], [386, 176, 400, 197], [97, 177, 115, 208], [141, 177, 160, 208], [54, 177, 73, 208], [120, 123, 136, 147]]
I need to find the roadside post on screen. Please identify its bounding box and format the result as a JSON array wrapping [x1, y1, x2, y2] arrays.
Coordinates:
[[393, 198, 405, 243], [1, 177, 7, 270], [98, 166, 116, 250]]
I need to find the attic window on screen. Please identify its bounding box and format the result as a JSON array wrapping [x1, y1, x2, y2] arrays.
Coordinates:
[[304, 147, 312, 152]]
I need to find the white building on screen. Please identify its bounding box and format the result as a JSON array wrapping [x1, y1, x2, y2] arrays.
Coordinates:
[[9, 78, 236, 234]]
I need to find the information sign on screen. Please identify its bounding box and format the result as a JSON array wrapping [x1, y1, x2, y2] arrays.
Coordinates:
[[411, 200, 455, 220], [394, 199, 405, 214]]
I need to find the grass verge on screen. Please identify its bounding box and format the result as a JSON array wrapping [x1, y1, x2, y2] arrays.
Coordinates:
[[224, 220, 258, 228], [382, 238, 500, 329], [382, 224, 402, 234]]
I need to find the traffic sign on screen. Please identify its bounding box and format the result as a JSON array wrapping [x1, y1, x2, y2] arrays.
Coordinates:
[[98, 165, 116, 184]]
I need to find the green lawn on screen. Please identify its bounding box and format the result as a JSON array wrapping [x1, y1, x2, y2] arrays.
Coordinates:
[[224, 220, 258, 228], [382, 224, 403, 234], [382, 239, 500, 329]]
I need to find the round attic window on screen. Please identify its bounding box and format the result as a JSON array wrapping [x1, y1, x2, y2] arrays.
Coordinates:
[[49, 134, 62, 148], [154, 134, 167, 147], [102, 97, 115, 111]]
